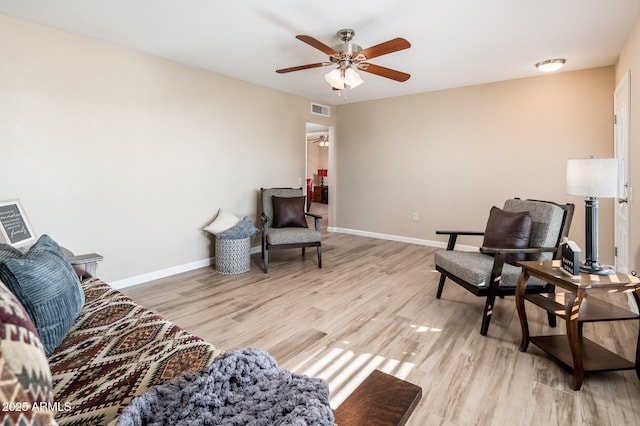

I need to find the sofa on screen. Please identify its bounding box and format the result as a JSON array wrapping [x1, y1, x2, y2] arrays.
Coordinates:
[[0, 235, 335, 425]]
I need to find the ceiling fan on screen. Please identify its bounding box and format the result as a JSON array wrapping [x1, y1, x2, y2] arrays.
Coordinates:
[[276, 29, 411, 90], [308, 134, 329, 147]]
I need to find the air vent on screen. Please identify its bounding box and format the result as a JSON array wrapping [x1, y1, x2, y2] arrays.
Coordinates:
[[311, 103, 330, 117]]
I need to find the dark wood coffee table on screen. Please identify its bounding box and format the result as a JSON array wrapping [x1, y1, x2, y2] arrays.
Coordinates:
[[334, 369, 422, 425], [516, 260, 640, 390]]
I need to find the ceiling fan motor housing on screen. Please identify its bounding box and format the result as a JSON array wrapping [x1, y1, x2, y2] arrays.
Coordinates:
[[331, 29, 363, 67], [330, 44, 363, 65], [338, 28, 356, 42]]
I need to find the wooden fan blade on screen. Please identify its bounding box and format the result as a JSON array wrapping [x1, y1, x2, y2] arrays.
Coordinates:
[[296, 35, 339, 56], [357, 38, 411, 61], [359, 63, 410, 82], [276, 62, 332, 73]]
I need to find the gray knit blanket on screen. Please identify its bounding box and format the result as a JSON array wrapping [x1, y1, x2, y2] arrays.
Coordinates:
[[117, 348, 336, 426]]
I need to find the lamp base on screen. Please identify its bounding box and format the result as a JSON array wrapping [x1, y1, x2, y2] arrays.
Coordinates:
[[579, 263, 616, 276]]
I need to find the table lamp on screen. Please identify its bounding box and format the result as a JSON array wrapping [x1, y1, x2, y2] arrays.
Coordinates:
[[317, 169, 328, 186], [566, 157, 618, 275]]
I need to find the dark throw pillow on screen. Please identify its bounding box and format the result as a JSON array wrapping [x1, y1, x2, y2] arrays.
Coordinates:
[[0, 234, 85, 355], [482, 206, 532, 264], [272, 196, 308, 228]]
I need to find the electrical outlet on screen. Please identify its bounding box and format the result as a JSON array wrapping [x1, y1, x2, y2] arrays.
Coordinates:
[[412, 212, 419, 221]]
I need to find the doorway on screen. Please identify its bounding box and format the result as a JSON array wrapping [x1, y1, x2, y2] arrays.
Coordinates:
[[306, 122, 333, 227]]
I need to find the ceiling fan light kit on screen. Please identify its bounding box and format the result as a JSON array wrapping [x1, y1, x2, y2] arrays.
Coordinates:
[[277, 28, 411, 93], [325, 67, 363, 90], [325, 68, 345, 89], [343, 67, 364, 88], [535, 58, 566, 72]]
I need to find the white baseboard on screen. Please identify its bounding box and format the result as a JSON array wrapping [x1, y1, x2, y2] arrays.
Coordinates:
[[110, 230, 476, 289], [111, 245, 263, 289], [110, 258, 214, 289], [330, 227, 478, 252]]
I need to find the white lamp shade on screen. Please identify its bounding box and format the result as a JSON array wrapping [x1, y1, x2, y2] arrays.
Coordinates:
[[324, 69, 344, 90], [566, 158, 618, 198]]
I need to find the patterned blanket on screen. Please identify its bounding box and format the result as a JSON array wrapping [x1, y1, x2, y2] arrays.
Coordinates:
[[48, 278, 220, 425], [117, 348, 336, 426]]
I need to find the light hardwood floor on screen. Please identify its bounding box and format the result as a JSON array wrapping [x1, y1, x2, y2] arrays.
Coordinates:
[[123, 203, 640, 426]]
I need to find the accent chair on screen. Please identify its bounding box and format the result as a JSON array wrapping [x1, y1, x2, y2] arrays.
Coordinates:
[[260, 188, 322, 273], [434, 198, 574, 335]]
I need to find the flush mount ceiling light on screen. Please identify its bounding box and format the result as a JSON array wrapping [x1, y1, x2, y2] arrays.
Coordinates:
[[535, 58, 566, 72]]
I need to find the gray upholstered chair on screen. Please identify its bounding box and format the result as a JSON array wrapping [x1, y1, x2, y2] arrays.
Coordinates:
[[434, 198, 574, 335], [260, 188, 322, 273]]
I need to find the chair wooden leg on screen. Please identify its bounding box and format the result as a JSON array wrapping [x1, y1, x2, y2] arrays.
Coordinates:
[[480, 286, 499, 336], [263, 250, 269, 273], [481, 254, 507, 336], [302, 247, 306, 257], [436, 275, 446, 299], [317, 245, 322, 268], [480, 298, 494, 336], [547, 284, 557, 328]]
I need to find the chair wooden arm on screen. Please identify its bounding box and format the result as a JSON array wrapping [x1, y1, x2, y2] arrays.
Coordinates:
[[479, 247, 557, 284], [261, 212, 271, 227], [66, 253, 103, 279], [305, 212, 322, 231], [304, 212, 322, 219], [479, 246, 558, 255], [436, 230, 484, 251], [67, 253, 104, 264], [436, 231, 484, 236], [261, 213, 270, 241]]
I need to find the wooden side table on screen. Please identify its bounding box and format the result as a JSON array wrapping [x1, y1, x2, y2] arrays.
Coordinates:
[[313, 186, 328, 204], [515, 260, 640, 390]]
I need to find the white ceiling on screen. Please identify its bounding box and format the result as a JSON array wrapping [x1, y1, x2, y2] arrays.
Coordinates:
[[1, 0, 639, 105]]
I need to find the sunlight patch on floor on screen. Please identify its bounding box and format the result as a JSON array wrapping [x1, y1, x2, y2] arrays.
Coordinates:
[[292, 347, 416, 407], [410, 323, 442, 333]]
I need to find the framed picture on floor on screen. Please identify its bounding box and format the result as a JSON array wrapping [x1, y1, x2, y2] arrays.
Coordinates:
[[0, 199, 37, 248]]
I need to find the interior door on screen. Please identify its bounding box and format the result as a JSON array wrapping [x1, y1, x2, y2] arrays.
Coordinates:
[[614, 71, 631, 274], [613, 71, 636, 313]]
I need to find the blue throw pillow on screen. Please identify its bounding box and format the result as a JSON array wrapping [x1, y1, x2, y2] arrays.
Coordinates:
[[0, 235, 84, 355], [0, 243, 23, 260], [216, 217, 260, 240]]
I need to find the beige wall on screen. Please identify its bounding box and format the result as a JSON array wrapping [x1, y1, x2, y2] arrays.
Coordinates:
[[617, 15, 640, 274], [335, 67, 616, 260], [0, 14, 334, 283], [0, 12, 624, 283]]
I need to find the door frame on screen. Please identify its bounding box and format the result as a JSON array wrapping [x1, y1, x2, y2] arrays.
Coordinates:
[[613, 71, 636, 312], [614, 71, 630, 273], [305, 122, 335, 228]]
